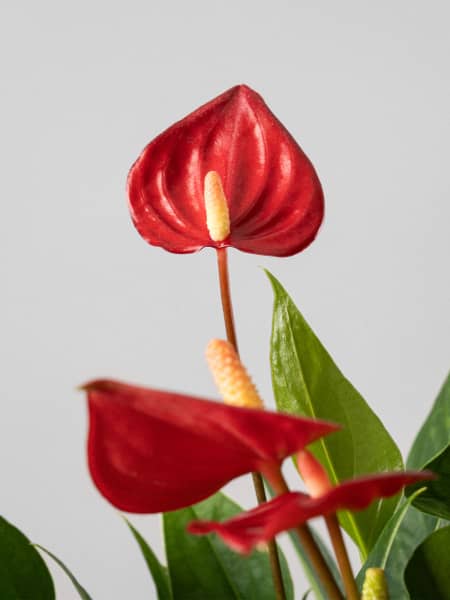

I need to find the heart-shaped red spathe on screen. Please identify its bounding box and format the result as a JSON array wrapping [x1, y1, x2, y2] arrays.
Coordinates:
[[84, 379, 338, 513], [188, 471, 433, 553], [127, 84, 324, 256]]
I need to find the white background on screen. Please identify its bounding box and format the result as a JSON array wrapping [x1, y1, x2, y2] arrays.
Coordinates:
[[1, 1, 449, 598]]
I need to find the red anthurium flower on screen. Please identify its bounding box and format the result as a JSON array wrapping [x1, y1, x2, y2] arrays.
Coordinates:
[[188, 471, 433, 553], [84, 379, 338, 513], [128, 84, 324, 257]]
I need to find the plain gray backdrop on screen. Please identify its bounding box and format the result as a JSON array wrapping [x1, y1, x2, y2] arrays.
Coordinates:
[[1, 1, 449, 598]]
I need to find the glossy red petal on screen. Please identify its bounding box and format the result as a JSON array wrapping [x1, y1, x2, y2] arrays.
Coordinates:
[[128, 85, 324, 256], [188, 471, 433, 553], [85, 379, 338, 513]]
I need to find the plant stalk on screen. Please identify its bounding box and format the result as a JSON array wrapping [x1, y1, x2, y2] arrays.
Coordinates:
[[215, 247, 286, 600], [269, 467, 344, 600], [216, 247, 238, 350], [325, 514, 359, 600]]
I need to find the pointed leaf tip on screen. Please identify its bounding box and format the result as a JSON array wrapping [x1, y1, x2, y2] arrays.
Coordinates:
[[267, 270, 404, 555], [0, 517, 55, 600]]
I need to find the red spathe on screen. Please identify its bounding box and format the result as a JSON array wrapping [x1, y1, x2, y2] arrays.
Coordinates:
[[188, 471, 433, 553], [85, 379, 338, 513], [127, 85, 324, 256]]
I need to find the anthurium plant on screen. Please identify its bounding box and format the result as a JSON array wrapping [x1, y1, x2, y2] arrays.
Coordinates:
[[3, 85, 449, 600]]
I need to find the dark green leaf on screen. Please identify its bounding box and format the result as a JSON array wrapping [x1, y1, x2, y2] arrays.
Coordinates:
[[0, 515, 55, 600], [406, 372, 450, 520], [407, 372, 450, 471], [163, 491, 294, 600], [359, 374, 450, 597], [406, 446, 450, 520], [405, 525, 450, 599], [267, 271, 403, 558], [357, 489, 441, 599], [124, 519, 172, 600], [301, 591, 312, 600], [35, 545, 93, 600]]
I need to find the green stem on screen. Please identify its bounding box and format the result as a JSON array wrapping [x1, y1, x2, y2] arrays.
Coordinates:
[[215, 247, 286, 600]]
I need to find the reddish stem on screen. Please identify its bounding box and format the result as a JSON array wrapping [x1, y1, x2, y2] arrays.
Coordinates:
[[325, 514, 359, 600], [268, 467, 344, 600], [216, 248, 238, 350]]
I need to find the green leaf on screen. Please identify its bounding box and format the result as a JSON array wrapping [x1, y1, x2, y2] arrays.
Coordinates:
[[406, 372, 450, 520], [357, 489, 440, 599], [404, 525, 450, 600], [163, 492, 294, 600], [35, 545, 93, 600], [124, 519, 172, 600], [407, 372, 450, 471], [359, 373, 450, 597], [287, 527, 342, 600], [406, 446, 450, 520], [0, 515, 55, 600], [267, 271, 403, 557]]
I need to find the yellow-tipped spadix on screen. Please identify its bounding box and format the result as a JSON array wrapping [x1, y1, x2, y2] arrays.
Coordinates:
[[361, 568, 389, 600], [206, 339, 263, 409], [204, 171, 230, 242]]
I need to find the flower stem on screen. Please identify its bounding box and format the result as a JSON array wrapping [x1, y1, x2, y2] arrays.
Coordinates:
[[325, 514, 359, 600], [216, 248, 238, 350], [269, 467, 344, 600], [215, 247, 286, 600]]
